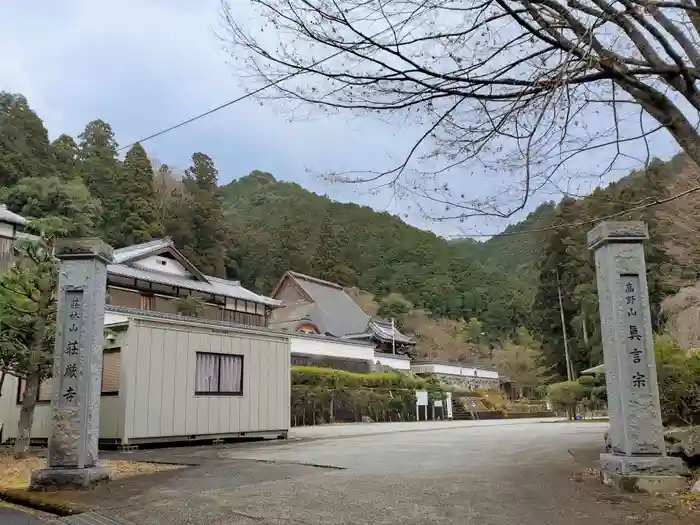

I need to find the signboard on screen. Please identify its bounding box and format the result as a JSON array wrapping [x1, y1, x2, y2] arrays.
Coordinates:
[[415, 390, 428, 406]]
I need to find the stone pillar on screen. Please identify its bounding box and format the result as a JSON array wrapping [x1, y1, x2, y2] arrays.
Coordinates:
[[587, 221, 687, 493], [30, 238, 113, 491]]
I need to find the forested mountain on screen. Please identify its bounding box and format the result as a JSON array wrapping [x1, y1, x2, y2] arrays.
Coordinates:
[[0, 90, 696, 381], [221, 170, 531, 339]]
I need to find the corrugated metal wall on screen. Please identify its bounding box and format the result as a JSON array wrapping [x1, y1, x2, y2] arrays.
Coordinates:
[[122, 318, 290, 442], [0, 315, 291, 444]]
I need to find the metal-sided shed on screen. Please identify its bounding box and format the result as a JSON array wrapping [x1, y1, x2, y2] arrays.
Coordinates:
[[0, 310, 291, 445]]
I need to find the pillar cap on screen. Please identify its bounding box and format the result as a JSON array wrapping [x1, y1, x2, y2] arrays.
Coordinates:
[[587, 221, 648, 251], [55, 237, 114, 264]]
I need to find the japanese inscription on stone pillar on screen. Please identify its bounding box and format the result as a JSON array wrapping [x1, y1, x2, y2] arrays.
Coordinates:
[[619, 273, 661, 454], [58, 291, 83, 406], [622, 276, 647, 389]]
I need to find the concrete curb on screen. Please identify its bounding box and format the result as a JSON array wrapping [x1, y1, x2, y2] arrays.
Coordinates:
[[0, 489, 92, 517]]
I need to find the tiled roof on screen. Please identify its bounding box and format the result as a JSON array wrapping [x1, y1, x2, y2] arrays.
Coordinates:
[[287, 272, 371, 336], [276, 271, 414, 343], [0, 205, 27, 226], [110, 237, 281, 307], [108, 263, 282, 307], [112, 238, 174, 264], [369, 320, 414, 345]]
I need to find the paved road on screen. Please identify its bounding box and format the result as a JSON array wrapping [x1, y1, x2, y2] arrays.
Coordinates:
[[98, 420, 693, 525], [0, 502, 56, 524]]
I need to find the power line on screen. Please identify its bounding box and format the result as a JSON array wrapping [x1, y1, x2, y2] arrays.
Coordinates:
[[114, 25, 699, 243], [117, 27, 392, 152], [450, 184, 700, 239]]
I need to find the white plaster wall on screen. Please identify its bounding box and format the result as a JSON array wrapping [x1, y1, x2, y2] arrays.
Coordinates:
[[411, 363, 499, 380], [290, 335, 375, 361], [0, 222, 15, 238], [132, 255, 190, 277], [122, 318, 291, 442]]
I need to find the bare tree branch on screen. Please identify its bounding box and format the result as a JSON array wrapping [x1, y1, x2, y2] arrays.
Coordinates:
[[221, 0, 700, 219]]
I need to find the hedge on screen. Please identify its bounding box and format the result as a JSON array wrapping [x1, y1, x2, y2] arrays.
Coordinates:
[[290, 366, 448, 426]]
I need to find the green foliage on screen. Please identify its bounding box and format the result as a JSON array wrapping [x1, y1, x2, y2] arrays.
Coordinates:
[[377, 293, 413, 325], [51, 134, 80, 181], [290, 366, 446, 425], [532, 163, 678, 380], [292, 365, 440, 391], [462, 317, 484, 344], [112, 143, 160, 247], [0, 235, 57, 380], [0, 234, 58, 456], [655, 335, 700, 425], [1, 176, 101, 237], [184, 153, 227, 276], [221, 172, 526, 340], [171, 295, 205, 317], [0, 93, 52, 187], [548, 381, 586, 416], [77, 119, 121, 240], [577, 375, 595, 388]]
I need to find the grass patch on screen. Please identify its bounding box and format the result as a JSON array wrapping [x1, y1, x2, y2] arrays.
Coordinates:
[[0, 454, 185, 491], [0, 453, 186, 516]]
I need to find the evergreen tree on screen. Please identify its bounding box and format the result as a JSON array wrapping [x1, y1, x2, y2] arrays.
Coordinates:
[[0, 92, 52, 187], [112, 143, 159, 247], [78, 120, 121, 240], [51, 134, 80, 181], [183, 153, 227, 276], [0, 236, 57, 457], [0, 176, 102, 238]]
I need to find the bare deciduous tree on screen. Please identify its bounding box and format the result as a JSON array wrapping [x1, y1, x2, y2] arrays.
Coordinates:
[[221, 0, 700, 219]]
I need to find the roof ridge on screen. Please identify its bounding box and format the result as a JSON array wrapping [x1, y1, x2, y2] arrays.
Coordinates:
[[288, 271, 344, 290], [206, 274, 242, 286], [113, 236, 173, 254]]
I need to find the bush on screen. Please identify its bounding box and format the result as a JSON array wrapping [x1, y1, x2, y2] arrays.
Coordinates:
[[290, 366, 448, 425], [548, 381, 586, 418], [655, 335, 700, 426]]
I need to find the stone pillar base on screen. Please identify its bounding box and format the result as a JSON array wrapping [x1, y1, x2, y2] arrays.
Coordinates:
[[29, 465, 112, 492], [600, 453, 689, 494]]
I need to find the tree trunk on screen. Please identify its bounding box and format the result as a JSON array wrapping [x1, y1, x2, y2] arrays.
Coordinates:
[[15, 371, 40, 458]]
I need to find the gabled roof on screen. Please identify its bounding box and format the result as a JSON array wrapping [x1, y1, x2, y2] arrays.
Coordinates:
[[271, 270, 414, 343], [274, 271, 370, 337], [0, 205, 27, 227], [109, 238, 282, 307], [112, 237, 208, 283]]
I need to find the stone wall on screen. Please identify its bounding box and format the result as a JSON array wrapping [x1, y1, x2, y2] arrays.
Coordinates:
[[431, 373, 500, 391]]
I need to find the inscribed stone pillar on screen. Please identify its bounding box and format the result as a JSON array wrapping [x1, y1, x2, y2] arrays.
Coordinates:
[[30, 238, 113, 491], [587, 222, 687, 491]]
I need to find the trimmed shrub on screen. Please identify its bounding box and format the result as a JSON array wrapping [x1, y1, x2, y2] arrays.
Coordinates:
[[290, 366, 447, 426]]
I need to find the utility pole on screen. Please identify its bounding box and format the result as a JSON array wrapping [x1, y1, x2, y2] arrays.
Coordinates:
[[391, 318, 396, 355], [556, 268, 574, 381]]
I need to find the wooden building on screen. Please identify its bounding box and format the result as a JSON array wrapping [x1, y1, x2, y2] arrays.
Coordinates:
[[106, 238, 282, 327], [271, 271, 415, 356]]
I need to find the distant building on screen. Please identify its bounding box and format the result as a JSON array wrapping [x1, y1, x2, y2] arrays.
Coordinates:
[[411, 360, 500, 390], [0, 205, 28, 271], [270, 270, 414, 372], [106, 238, 282, 328], [271, 270, 415, 350]]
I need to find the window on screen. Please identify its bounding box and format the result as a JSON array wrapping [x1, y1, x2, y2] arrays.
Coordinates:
[[102, 349, 121, 396], [195, 353, 243, 395], [219, 308, 265, 327], [17, 377, 53, 404], [140, 294, 155, 310]]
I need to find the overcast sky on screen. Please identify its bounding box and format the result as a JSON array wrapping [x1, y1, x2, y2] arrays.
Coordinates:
[[0, 1, 683, 238]]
